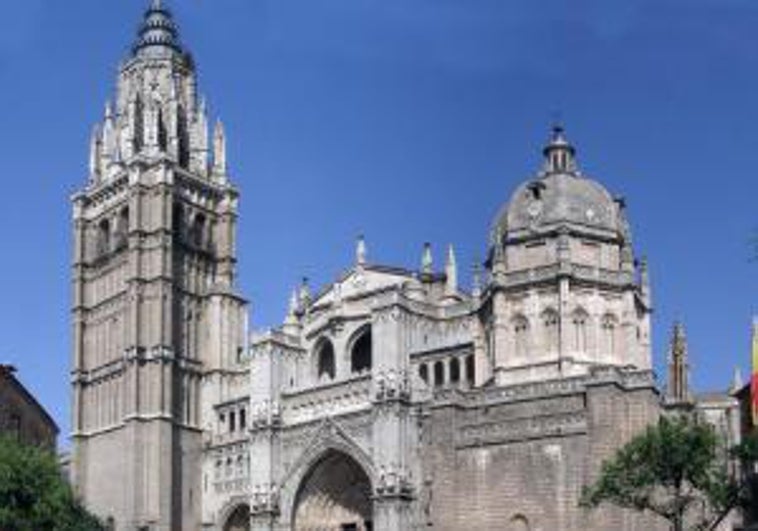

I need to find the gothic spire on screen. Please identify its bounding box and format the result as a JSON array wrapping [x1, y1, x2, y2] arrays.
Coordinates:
[[667, 321, 691, 404]]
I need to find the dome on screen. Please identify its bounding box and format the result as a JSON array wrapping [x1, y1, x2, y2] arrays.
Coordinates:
[[490, 126, 622, 244]]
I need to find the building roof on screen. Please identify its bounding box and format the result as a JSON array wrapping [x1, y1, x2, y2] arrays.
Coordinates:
[[0, 364, 59, 434]]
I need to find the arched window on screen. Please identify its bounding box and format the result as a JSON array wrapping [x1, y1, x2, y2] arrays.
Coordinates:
[[97, 218, 111, 256], [133, 96, 144, 154], [509, 514, 530, 531], [239, 408, 246, 430], [601, 314, 618, 356], [465, 355, 475, 384], [229, 411, 236, 432], [157, 107, 168, 151], [572, 308, 589, 353], [315, 339, 336, 380], [115, 207, 129, 251], [350, 327, 372, 374], [172, 203, 185, 240], [191, 213, 206, 249], [542, 308, 559, 352], [449, 358, 460, 383], [512, 315, 529, 358], [177, 106, 190, 169], [433, 360, 444, 387], [419, 363, 429, 384]]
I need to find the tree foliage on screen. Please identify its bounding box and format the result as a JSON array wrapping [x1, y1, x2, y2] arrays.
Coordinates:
[[580, 416, 757, 531], [0, 437, 103, 531]]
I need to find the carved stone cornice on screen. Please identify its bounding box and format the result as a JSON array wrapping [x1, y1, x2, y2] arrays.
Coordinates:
[[456, 411, 587, 448]]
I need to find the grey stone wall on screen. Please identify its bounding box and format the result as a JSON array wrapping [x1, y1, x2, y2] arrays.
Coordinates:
[[421, 370, 665, 531]]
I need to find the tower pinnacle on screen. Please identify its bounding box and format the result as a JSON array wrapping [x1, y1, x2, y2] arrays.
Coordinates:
[[132, 0, 186, 60]]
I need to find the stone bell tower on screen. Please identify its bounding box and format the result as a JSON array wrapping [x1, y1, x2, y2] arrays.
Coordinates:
[[70, 2, 247, 529]]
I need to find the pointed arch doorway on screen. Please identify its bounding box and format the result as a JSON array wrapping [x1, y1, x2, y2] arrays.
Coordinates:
[[223, 503, 250, 531], [292, 450, 373, 531]]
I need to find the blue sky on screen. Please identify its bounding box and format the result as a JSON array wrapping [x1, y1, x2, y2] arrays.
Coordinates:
[[0, 0, 756, 443]]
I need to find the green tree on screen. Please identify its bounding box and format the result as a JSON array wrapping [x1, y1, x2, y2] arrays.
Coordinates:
[[580, 416, 757, 531], [0, 436, 103, 531]]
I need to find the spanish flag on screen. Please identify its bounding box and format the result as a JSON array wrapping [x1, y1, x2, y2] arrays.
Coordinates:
[[752, 317, 758, 426]]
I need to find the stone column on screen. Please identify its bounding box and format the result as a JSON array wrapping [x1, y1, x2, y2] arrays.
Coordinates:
[[249, 340, 283, 531], [371, 301, 417, 531]]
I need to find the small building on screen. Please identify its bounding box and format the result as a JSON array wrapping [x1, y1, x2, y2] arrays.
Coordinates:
[[734, 381, 758, 528], [0, 364, 58, 449]]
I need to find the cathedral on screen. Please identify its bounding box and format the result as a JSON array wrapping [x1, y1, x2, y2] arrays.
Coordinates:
[[69, 2, 738, 531]]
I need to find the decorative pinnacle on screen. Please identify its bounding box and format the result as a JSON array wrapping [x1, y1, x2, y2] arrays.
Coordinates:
[[299, 277, 312, 307], [730, 366, 743, 394], [356, 235, 367, 266], [421, 242, 433, 275], [288, 289, 299, 316], [472, 259, 482, 298], [445, 244, 457, 295]]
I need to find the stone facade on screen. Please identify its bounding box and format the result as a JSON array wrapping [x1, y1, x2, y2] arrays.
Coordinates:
[[0, 364, 58, 449], [71, 3, 688, 531], [246, 142, 663, 528]]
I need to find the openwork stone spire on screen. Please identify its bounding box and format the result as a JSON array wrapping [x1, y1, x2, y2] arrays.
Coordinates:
[[86, 1, 232, 185]]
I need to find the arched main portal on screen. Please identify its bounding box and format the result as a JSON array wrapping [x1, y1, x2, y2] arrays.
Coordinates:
[[293, 450, 373, 531], [223, 503, 250, 531]]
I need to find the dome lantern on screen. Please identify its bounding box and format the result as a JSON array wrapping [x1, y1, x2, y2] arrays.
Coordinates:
[[542, 124, 578, 176]]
